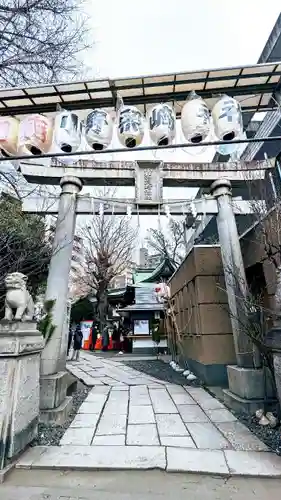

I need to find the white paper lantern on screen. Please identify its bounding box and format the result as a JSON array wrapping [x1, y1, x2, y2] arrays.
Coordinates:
[[85, 109, 113, 150], [54, 111, 82, 153], [148, 104, 176, 146], [54, 131, 87, 166], [18, 114, 53, 155], [181, 93, 210, 143], [212, 94, 243, 141], [117, 106, 144, 148], [0, 117, 19, 156]]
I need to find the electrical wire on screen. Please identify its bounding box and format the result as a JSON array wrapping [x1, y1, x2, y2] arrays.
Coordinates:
[[1, 134, 281, 163]]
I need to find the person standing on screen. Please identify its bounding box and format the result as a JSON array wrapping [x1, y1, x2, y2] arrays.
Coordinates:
[[67, 323, 74, 357], [112, 323, 120, 351], [102, 323, 110, 352], [90, 319, 98, 351], [72, 323, 83, 361]]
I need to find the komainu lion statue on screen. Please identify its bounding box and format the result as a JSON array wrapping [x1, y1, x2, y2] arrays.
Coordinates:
[[3, 272, 35, 321]]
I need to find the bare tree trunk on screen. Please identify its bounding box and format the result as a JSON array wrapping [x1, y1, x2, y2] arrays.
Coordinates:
[[273, 265, 281, 412], [97, 283, 108, 336], [274, 265, 281, 326]]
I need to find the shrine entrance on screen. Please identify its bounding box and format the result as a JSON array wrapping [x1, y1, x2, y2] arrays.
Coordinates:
[[0, 59, 276, 414]]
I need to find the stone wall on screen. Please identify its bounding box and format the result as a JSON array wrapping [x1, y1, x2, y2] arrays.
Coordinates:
[[167, 245, 236, 385]]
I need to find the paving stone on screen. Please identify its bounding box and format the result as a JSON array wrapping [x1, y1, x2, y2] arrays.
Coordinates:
[[87, 370, 107, 377], [15, 446, 48, 468], [225, 450, 281, 477], [128, 405, 155, 424], [147, 383, 163, 388], [103, 400, 128, 415], [149, 389, 178, 413], [130, 385, 149, 395], [130, 393, 151, 405], [156, 414, 188, 436], [167, 385, 189, 394], [80, 377, 96, 386], [111, 385, 129, 391], [99, 377, 122, 386], [186, 388, 225, 410], [177, 404, 210, 422], [85, 393, 107, 404], [60, 428, 95, 446], [160, 436, 196, 448], [89, 386, 110, 394], [216, 422, 269, 451], [206, 408, 237, 423], [96, 413, 127, 435], [78, 402, 105, 414], [168, 392, 197, 405], [196, 397, 226, 411], [92, 434, 125, 445], [127, 424, 159, 445], [186, 422, 231, 450], [20, 445, 166, 470], [166, 447, 229, 474], [107, 391, 128, 401], [70, 413, 100, 429]]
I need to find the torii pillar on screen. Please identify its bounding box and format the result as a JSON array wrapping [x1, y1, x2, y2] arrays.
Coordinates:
[[210, 179, 254, 368], [211, 179, 269, 413], [40, 175, 83, 423]]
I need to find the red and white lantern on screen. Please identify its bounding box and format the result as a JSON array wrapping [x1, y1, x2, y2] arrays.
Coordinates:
[[18, 114, 53, 155], [0, 117, 19, 156]]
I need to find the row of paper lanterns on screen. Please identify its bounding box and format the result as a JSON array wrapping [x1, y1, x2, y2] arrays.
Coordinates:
[[0, 92, 243, 161]]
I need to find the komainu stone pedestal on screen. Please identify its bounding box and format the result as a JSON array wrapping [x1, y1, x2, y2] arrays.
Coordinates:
[[0, 321, 44, 462], [40, 371, 72, 424], [223, 365, 276, 415]]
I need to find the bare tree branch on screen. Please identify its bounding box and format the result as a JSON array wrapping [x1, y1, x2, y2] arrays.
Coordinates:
[[76, 189, 137, 331], [0, 0, 91, 86], [146, 218, 187, 268]]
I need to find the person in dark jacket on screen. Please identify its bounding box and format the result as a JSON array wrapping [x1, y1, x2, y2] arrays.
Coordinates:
[[67, 323, 74, 357], [112, 323, 120, 351], [89, 319, 98, 351], [72, 324, 83, 361], [102, 323, 110, 352]]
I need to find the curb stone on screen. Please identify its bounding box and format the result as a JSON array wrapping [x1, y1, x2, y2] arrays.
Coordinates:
[[13, 445, 281, 479]]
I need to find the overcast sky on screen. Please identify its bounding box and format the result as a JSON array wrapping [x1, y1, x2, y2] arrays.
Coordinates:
[[81, 2, 281, 252], [89, 0, 280, 78]]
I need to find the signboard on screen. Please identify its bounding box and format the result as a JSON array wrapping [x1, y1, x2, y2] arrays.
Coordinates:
[[134, 319, 149, 335], [135, 287, 158, 305], [80, 320, 92, 350]]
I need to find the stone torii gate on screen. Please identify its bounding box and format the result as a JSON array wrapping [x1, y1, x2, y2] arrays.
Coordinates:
[[20, 158, 270, 421]]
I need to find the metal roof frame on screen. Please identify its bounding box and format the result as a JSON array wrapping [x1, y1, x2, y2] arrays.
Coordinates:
[[0, 61, 280, 117]]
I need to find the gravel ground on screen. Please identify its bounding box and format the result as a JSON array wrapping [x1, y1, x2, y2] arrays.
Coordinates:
[[124, 359, 281, 454], [238, 413, 281, 453], [31, 382, 91, 447], [124, 359, 202, 386]]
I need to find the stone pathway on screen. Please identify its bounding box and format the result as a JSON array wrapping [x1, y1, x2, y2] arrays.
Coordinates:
[[66, 352, 169, 387], [15, 353, 281, 477]]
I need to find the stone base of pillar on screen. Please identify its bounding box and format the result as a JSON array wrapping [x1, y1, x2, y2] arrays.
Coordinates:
[[223, 364, 277, 415], [0, 321, 44, 462], [223, 389, 276, 414], [39, 371, 72, 424]]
